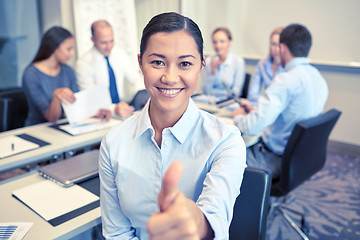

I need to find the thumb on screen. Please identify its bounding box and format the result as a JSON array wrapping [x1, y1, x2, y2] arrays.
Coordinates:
[[158, 161, 184, 212]]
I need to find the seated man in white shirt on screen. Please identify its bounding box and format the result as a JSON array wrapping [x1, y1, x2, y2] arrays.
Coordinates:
[[76, 20, 144, 118], [232, 24, 329, 178]]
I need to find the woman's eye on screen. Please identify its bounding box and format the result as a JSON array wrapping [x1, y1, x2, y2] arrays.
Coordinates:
[[180, 62, 192, 67], [151, 60, 164, 66]]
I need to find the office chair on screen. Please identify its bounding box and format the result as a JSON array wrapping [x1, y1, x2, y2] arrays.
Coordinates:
[[229, 167, 272, 240], [240, 73, 251, 99], [129, 89, 150, 111], [270, 109, 342, 240], [0, 88, 29, 132]]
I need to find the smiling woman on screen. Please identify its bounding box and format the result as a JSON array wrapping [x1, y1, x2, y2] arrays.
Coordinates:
[[99, 12, 247, 240], [139, 30, 204, 140], [202, 27, 246, 98]]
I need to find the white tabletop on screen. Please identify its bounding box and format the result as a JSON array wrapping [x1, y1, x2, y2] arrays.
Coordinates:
[[0, 119, 121, 172], [0, 171, 101, 240], [194, 98, 260, 148]]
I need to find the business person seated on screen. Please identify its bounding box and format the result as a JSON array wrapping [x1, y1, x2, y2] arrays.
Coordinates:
[[202, 27, 245, 97], [76, 20, 143, 118], [99, 12, 246, 239], [232, 24, 328, 178], [247, 26, 284, 107], [22, 26, 111, 126]]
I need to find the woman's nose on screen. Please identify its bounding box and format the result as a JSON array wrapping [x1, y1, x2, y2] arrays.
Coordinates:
[[161, 67, 179, 85]]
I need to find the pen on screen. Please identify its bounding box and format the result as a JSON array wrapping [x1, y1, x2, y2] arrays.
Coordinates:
[[11, 143, 14, 151]]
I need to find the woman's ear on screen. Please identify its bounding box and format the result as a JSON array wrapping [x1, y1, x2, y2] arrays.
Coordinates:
[[201, 56, 206, 70], [137, 54, 143, 72]]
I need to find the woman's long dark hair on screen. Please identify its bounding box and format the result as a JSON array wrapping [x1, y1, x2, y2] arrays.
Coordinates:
[[32, 26, 73, 63]]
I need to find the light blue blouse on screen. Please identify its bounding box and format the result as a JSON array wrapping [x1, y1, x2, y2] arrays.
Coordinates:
[[100, 99, 246, 239], [234, 57, 328, 155], [247, 57, 284, 106], [202, 52, 245, 97]]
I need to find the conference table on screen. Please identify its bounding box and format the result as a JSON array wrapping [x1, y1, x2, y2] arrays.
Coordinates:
[[0, 171, 101, 240], [0, 96, 258, 239], [0, 118, 121, 239], [0, 119, 120, 173]]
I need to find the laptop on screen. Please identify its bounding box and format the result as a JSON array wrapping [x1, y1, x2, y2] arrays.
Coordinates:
[[37, 149, 100, 187]]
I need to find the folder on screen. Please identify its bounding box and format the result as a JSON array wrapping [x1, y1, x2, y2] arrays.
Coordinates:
[[0, 134, 49, 159], [12, 180, 99, 222]]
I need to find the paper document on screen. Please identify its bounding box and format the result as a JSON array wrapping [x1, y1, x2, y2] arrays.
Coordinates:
[[0, 222, 33, 240], [62, 85, 112, 124], [12, 180, 99, 221], [0, 135, 40, 159], [222, 101, 241, 111], [58, 117, 121, 136], [192, 94, 229, 104]]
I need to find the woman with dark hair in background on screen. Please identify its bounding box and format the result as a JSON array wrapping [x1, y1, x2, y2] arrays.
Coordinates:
[[23, 26, 111, 126], [202, 27, 245, 97], [99, 12, 246, 239], [247, 26, 284, 106]]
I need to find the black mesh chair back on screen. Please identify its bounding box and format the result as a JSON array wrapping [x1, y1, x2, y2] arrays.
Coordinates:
[[240, 73, 251, 99], [0, 88, 29, 132], [271, 109, 342, 197], [129, 89, 150, 111], [229, 167, 272, 240]]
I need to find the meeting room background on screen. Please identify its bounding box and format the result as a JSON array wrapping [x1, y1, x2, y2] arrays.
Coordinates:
[[0, 0, 359, 147]]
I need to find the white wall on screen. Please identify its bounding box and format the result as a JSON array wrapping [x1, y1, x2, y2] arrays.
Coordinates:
[[180, 0, 360, 146]]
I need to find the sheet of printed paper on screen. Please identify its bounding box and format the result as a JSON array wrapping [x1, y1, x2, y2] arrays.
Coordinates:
[[62, 85, 112, 124], [0, 222, 33, 240]]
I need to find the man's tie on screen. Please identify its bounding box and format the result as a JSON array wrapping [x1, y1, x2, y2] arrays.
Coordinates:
[[105, 56, 120, 103]]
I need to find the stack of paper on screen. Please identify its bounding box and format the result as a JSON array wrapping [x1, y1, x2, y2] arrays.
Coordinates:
[[58, 118, 121, 136]]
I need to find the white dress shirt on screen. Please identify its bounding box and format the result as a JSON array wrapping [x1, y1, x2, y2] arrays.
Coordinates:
[[76, 45, 143, 102], [234, 57, 328, 155]]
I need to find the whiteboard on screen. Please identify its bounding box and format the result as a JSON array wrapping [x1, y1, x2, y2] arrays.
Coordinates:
[[73, 0, 138, 63], [182, 0, 360, 68]]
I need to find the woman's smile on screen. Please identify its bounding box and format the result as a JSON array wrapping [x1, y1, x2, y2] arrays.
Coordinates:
[[158, 88, 183, 97]]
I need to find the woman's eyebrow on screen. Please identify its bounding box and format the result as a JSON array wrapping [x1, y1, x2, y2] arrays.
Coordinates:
[[179, 55, 196, 59], [148, 53, 165, 58], [148, 53, 196, 60]]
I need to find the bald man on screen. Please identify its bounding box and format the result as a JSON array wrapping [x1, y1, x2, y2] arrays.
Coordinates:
[[76, 20, 143, 117]]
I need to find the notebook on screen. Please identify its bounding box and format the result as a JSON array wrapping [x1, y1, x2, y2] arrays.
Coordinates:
[[37, 149, 99, 187], [12, 180, 99, 222]]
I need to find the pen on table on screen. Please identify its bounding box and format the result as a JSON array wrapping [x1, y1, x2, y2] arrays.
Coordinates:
[[11, 143, 14, 151]]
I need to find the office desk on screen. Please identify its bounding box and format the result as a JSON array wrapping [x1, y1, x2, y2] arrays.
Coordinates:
[[195, 101, 233, 117], [0, 119, 121, 173], [194, 99, 260, 147], [0, 171, 101, 240]]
